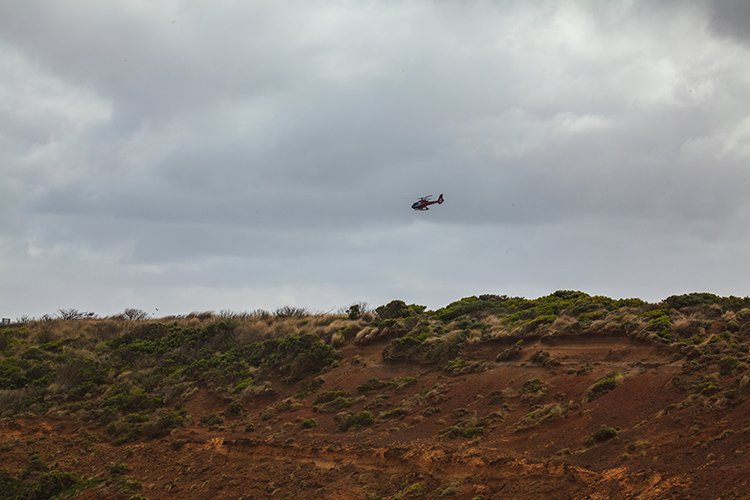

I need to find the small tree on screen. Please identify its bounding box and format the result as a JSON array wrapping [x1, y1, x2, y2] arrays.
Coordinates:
[[346, 302, 368, 320], [122, 308, 150, 321], [56, 308, 95, 320]]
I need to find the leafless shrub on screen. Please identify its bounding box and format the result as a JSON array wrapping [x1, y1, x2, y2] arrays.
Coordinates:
[[57, 308, 96, 320], [275, 306, 309, 318], [122, 308, 150, 321]]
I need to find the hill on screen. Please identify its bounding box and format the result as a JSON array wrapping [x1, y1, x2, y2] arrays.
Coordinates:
[[1, 291, 750, 498]]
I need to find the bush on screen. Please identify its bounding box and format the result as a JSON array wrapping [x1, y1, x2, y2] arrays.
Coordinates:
[[520, 378, 547, 398], [694, 380, 721, 396], [274, 306, 309, 318], [122, 308, 150, 321], [56, 308, 95, 320], [200, 413, 224, 427], [496, 346, 522, 362], [357, 378, 388, 393], [375, 300, 425, 320], [301, 418, 317, 429], [379, 407, 408, 420], [57, 358, 106, 392], [641, 309, 673, 340], [393, 482, 425, 499], [314, 390, 349, 405], [101, 385, 163, 414], [225, 401, 244, 417], [588, 426, 618, 444], [313, 390, 354, 411], [0, 358, 29, 389], [346, 303, 368, 320], [441, 423, 483, 439], [0, 470, 25, 498], [109, 463, 129, 475], [338, 411, 375, 431], [530, 350, 560, 367], [663, 293, 722, 310], [514, 403, 566, 431], [141, 408, 187, 439], [246, 334, 341, 382], [28, 470, 81, 500], [585, 372, 622, 401], [719, 356, 741, 376]]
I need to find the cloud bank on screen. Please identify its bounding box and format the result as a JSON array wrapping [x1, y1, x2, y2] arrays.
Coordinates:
[[1, 1, 749, 317]]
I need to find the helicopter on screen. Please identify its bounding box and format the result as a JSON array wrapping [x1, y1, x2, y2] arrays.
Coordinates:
[[411, 194, 444, 211]]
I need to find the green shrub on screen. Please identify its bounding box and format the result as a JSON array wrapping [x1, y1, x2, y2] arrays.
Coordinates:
[[0, 470, 25, 498], [313, 390, 353, 411], [520, 378, 547, 397], [514, 403, 566, 431], [225, 401, 244, 417], [0, 358, 29, 389], [379, 407, 408, 420], [109, 463, 129, 475], [201, 413, 223, 427], [585, 372, 622, 401], [530, 350, 560, 367], [101, 385, 163, 414], [496, 346, 522, 362], [141, 408, 187, 439], [663, 293, 722, 310], [393, 482, 425, 499], [423, 406, 441, 416], [588, 426, 618, 444], [695, 380, 721, 396], [441, 424, 483, 439], [391, 376, 417, 390], [375, 300, 425, 320], [719, 356, 741, 376], [313, 390, 349, 404], [346, 303, 367, 320], [27, 470, 81, 500], [358, 376, 417, 393], [57, 358, 107, 392], [357, 378, 387, 393], [338, 411, 375, 431], [443, 358, 466, 374], [641, 309, 672, 340], [301, 418, 317, 429], [246, 334, 341, 382]]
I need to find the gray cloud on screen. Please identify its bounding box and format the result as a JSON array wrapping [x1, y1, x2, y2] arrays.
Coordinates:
[[1, 1, 749, 317]]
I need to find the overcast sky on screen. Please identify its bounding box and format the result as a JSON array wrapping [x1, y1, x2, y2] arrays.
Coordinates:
[[1, 1, 749, 318]]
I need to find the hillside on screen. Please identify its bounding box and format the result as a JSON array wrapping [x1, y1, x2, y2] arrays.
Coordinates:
[[2, 291, 750, 499]]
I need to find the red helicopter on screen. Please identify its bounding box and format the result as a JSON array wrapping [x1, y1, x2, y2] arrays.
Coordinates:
[[411, 194, 444, 211]]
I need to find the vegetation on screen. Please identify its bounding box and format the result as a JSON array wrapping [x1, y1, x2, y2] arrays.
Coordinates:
[[514, 403, 568, 431], [338, 411, 375, 431], [1, 290, 749, 451], [441, 423, 484, 439], [585, 372, 623, 402], [587, 426, 619, 445]]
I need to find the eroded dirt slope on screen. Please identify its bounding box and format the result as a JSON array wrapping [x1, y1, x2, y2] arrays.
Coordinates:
[[2, 333, 749, 499]]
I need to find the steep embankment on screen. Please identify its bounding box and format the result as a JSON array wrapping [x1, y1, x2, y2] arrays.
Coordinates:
[[1, 292, 750, 498]]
